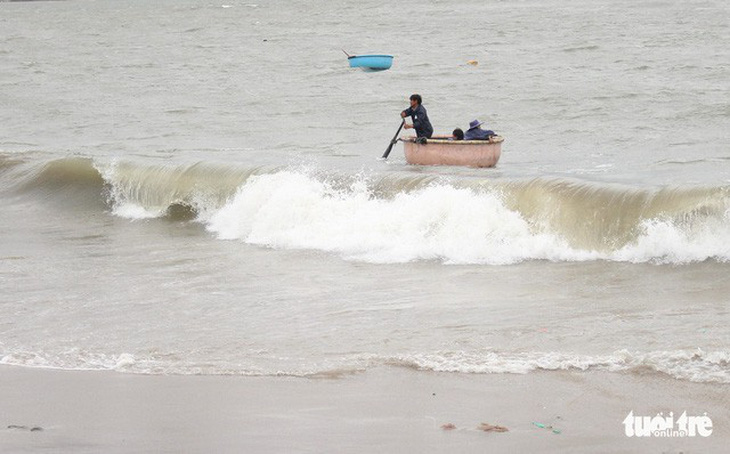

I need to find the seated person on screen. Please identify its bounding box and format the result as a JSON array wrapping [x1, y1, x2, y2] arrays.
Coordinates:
[[464, 119, 496, 140], [430, 128, 464, 140]]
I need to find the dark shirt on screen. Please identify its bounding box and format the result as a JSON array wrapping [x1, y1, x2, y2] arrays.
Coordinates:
[[464, 127, 495, 140], [402, 104, 433, 138]]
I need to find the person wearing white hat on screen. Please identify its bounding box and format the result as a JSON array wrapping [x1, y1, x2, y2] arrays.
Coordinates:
[[464, 119, 496, 140]]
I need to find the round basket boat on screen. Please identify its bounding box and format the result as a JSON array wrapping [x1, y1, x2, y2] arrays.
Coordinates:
[[402, 136, 504, 167], [347, 54, 393, 71]]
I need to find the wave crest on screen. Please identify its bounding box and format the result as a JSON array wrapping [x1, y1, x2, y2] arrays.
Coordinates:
[[3, 156, 729, 264], [203, 171, 730, 264]]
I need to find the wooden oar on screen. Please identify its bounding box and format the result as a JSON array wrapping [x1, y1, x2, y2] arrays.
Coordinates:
[[382, 119, 405, 159]]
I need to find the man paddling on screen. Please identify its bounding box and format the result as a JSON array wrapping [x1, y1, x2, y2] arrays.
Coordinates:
[[401, 94, 433, 139]]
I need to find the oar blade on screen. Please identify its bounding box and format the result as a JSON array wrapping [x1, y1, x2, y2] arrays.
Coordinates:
[[382, 120, 405, 160], [382, 141, 396, 159]]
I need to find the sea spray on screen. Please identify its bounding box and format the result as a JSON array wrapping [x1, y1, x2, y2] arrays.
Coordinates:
[[204, 171, 573, 264], [204, 171, 730, 264], [97, 159, 268, 220], [7, 157, 728, 264]]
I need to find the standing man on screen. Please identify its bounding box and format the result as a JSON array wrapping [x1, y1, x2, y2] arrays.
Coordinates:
[[401, 94, 433, 138]]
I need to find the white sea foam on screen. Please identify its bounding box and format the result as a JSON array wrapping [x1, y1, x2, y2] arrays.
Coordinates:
[[2, 348, 728, 383], [614, 215, 730, 264], [387, 348, 730, 383], [0, 351, 139, 372], [112, 203, 165, 219], [204, 171, 582, 264], [114, 353, 137, 369], [204, 171, 730, 265]]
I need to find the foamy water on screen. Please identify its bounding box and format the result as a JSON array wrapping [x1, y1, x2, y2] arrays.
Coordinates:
[[3, 348, 730, 384], [95, 163, 730, 265], [1, 0, 729, 384]]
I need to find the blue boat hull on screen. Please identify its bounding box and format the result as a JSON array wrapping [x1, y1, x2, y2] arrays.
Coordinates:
[[348, 54, 393, 71]]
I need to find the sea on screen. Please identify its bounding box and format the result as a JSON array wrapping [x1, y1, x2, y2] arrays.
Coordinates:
[[1, 0, 729, 383]]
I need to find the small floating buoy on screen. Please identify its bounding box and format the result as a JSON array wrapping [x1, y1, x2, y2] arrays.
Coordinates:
[[467, 60, 478, 66]]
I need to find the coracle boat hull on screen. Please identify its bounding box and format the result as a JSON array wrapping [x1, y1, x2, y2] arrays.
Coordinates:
[[347, 54, 393, 71], [402, 136, 503, 167]]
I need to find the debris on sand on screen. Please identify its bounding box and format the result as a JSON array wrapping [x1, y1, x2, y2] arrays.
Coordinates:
[[7, 425, 43, 432], [533, 421, 561, 434], [478, 422, 509, 432]]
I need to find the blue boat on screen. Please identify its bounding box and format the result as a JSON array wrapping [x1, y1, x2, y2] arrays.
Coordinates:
[[347, 54, 393, 72]]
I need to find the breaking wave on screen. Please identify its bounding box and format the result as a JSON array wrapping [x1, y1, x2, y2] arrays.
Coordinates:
[[2, 155, 729, 264], [201, 171, 730, 264]]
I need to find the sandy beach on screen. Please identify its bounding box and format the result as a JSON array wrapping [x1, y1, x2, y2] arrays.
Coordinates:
[[1, 366, 727, 453]]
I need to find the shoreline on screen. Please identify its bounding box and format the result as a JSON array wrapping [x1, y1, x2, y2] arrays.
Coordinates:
[[1, 365, 728, 453]]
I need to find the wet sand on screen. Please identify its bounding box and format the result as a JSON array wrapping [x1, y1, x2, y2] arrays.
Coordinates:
[[1, 366, 727, 453]]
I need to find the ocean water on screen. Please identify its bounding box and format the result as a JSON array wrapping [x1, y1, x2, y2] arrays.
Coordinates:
[[1, 0, 729, 383]]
